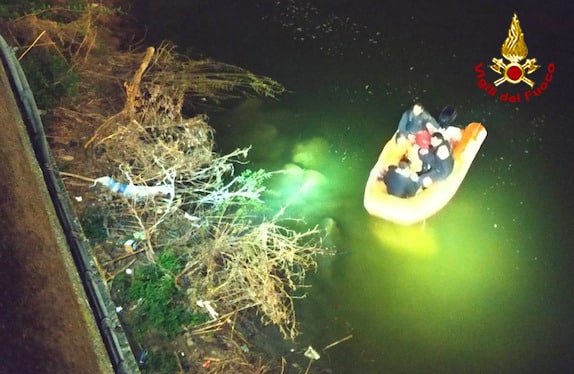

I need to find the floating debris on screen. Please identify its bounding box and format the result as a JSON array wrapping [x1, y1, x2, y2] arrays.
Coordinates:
[[92, 175, 175, 200], [304, 345, 320, 360]]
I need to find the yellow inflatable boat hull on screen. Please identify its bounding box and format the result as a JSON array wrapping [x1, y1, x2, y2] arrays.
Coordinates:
[[363, 122, 487, 225]]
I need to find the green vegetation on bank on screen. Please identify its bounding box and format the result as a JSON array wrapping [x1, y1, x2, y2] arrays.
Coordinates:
[[112, 250, 208, 340], [0, 1, 46, 19], [19, 48, 79, 109]]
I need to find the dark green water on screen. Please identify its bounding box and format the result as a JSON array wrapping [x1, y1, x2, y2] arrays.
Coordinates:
[[135, 1, 574, 372]]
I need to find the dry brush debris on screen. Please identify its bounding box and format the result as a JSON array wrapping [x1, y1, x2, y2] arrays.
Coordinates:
[[4, 4, 329, 370], [80, 43, 325, 342]]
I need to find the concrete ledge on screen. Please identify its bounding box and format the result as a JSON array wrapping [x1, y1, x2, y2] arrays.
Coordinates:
[[0, 34, 138, 373]]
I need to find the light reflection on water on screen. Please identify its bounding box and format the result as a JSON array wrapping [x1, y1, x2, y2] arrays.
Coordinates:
[[212, 98, 566, 373]]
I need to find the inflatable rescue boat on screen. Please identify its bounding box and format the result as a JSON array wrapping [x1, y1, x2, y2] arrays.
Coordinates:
[[363, 122, 487, 225]]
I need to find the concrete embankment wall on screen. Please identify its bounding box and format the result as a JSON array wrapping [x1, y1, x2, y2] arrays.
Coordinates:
[[0, 34, 137, 373]]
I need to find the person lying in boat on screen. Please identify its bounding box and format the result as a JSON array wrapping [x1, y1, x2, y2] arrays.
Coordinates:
[[378, 158, 421, 198], [418, 132, 454, 187], [395, 103, 441, 147]]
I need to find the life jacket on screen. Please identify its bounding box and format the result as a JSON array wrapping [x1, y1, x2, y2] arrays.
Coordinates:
[[430, 139, 453, 180]]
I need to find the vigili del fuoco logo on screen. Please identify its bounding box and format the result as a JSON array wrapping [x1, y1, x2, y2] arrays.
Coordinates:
[[474, 13, 554, 103]]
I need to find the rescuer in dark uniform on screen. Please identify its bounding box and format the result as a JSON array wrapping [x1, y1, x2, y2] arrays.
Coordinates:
[[418, 132, 454, 187], [379, 158, 421, 198]]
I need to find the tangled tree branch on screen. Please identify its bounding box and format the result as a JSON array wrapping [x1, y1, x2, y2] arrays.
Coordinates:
[[177, 218, 322, 340], [80, 43, 324, 339]]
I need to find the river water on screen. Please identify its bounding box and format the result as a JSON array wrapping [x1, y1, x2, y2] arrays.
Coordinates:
[[135, 1, 574, 372]]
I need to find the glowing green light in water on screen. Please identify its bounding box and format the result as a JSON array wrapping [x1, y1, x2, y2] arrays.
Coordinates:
[[269, 163, 328, 208], [291, 136, 330, 169], [367, 217, 438, 257]]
